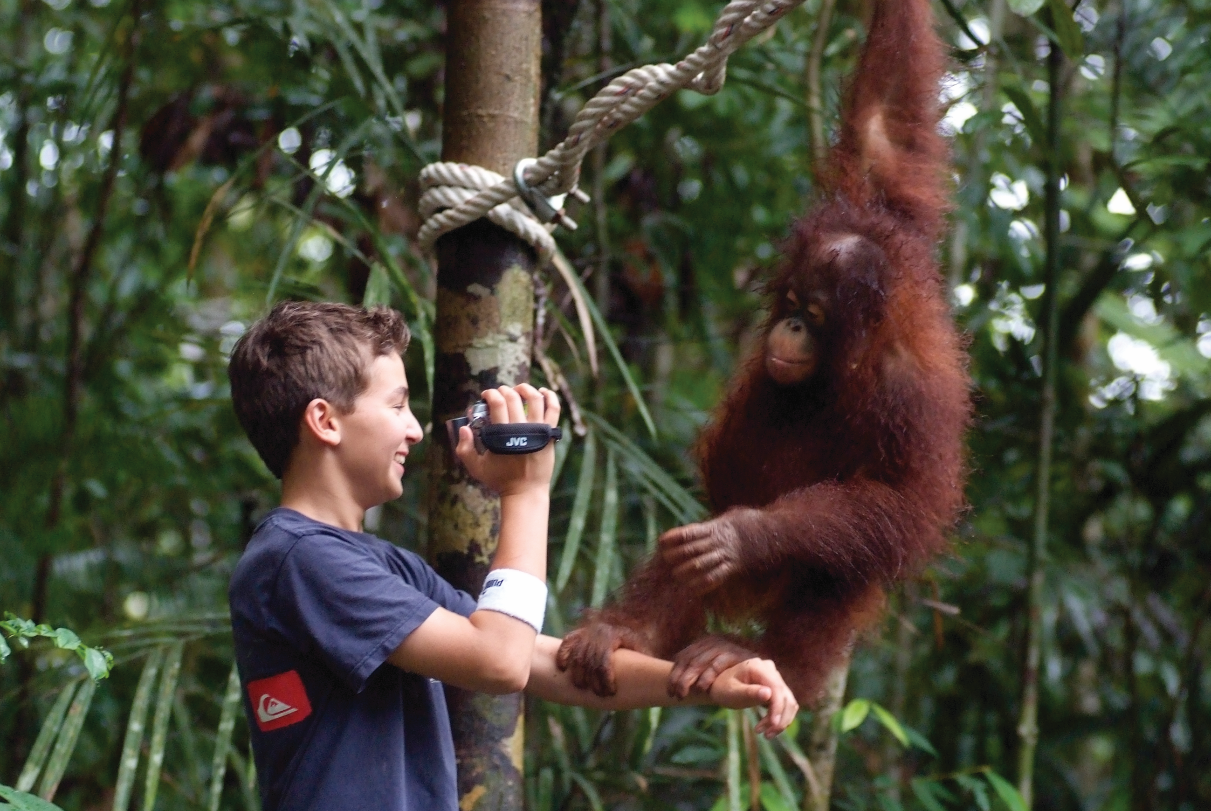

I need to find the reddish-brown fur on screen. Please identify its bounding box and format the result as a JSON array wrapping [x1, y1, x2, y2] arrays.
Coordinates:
[[557, 0, 971, 704]]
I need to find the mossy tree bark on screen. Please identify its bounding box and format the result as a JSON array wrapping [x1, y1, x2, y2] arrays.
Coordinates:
[[804, 654, 849, 811], [426, 1, 542, 809]]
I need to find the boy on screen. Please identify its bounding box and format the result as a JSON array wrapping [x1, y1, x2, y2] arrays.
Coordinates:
[[226, 302, 797, 811]]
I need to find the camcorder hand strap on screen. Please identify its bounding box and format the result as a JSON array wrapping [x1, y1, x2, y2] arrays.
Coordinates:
[[479, 423, 563, 455]]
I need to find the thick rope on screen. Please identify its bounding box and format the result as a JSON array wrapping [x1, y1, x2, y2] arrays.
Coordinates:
[[418, 0, 806, 264]]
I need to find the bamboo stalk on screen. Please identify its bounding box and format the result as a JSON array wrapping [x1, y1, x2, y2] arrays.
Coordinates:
[[1015, 31, 1065, 809]]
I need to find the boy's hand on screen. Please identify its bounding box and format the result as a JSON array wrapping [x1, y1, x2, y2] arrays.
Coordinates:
[[706, 658, 799, 737], [456, 384, 561, 497]]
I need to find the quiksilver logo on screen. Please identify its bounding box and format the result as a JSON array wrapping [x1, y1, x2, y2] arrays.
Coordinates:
[[505, 436, 528, 447], [247, 670, 311, 731], [258, 694, 299, 723]]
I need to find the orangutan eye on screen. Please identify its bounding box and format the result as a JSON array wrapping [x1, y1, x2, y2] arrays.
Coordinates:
[[805, 303, 825, 327], [786, 290, 800, 309]]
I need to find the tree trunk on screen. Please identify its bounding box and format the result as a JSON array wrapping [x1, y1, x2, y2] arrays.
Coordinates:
[[1015, 32, 1064, 809], [427, 1, 541, 809]]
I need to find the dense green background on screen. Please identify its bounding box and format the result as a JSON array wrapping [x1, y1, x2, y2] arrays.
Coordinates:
[[1, 0, 1209, 809]]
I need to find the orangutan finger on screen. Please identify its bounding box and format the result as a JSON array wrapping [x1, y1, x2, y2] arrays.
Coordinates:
[[659, 523, 711, 548]]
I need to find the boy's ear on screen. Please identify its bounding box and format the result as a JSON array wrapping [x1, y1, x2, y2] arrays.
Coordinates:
[[300, 398, 342, 447]]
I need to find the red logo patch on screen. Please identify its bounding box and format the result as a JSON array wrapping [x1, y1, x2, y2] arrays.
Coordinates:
[[247, 671, 312, 732]]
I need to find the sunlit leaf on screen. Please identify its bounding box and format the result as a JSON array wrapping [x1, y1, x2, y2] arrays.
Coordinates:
[[839, 698, 871, 733], [1006, 0, 1044, 15]]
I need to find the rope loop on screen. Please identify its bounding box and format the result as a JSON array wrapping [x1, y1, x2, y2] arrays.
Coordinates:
[[417, 0, 806, 264]]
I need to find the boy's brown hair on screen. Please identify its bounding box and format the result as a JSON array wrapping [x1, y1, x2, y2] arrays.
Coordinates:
[[228, 301, 411, 478]]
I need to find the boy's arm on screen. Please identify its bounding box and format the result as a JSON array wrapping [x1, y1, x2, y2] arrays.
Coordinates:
[[525, 635, 799, 737], [388, 385, 558, 694]]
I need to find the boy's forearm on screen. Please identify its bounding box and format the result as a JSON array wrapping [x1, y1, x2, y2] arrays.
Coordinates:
[[488, 490, 550, 579], [526, 636, 708, 710]]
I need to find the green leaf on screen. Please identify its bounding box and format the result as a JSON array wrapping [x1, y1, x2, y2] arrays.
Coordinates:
[[910, 779, 948, 811], [556, 429, 596, 592], [954, 774, 991, 811], [1095, 294, 1209, 380], [80, 647, 111, 681], [144, 642, 184, 811], [583, 412, 707, 524], [903, 724, 939, 757], [49, 629, 80, 652], [362, 263, 392, 307], [1001, 86, 1047, 146], [568, 772, 605, 811], [15, 685, 77, 792], [0, 635, 9, 661], [114, 649, 164, 811], [564, 265, 656, 438], [208, 664, 244, 811], [1007, 0, 1044, 15], [759, 782, 795, 811], [755, 727, 797, 810], [875, 792, 905, 811], [590, 449, 619, 609], [984, 771, 1028, 811], [549, 421, 571, 495], [870, 703, 910, 746], [1046, 0, 1083, 57], [37, 678, 96, 802], [0, 785, 65, 811], [839, 699, 871, 733]]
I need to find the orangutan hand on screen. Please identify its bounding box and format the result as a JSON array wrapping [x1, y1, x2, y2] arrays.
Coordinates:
[[659, 514, 744, 597], [669, 635, 761, 699]]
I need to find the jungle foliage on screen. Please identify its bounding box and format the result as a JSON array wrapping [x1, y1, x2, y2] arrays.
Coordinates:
[[1, 0, 1209, 809]]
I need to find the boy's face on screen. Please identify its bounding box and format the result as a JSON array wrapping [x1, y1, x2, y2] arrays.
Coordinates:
[[338, 351, 424, 509]]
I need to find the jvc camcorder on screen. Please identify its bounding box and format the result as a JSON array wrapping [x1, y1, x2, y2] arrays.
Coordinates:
[[445, 400, 562, 455]]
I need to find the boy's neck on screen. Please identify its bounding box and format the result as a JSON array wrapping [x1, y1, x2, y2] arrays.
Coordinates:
[[280, 460, 367, 532]]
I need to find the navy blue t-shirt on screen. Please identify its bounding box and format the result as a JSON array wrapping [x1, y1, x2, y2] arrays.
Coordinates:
[[229, 508, 477, 811]]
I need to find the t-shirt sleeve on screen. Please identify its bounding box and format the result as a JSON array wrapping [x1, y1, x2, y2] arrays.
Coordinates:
[[274, 533, 439, 692], [387, 545, 478, 619]]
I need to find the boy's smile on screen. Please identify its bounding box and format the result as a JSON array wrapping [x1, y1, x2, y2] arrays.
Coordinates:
[[338, 351, 424, 509]]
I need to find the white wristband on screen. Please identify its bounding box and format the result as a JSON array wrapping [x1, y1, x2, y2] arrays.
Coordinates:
[[476, 568, 548, 633]]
